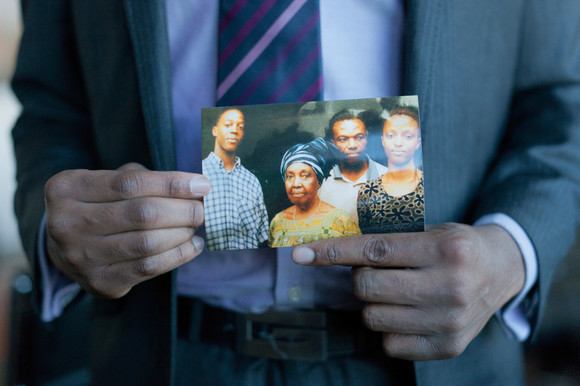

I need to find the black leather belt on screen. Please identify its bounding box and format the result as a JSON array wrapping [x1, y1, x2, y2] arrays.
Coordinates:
[[177, 297, 382, 361]]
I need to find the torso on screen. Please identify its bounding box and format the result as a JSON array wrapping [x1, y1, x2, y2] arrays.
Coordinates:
[[357, 176, 425, 234]]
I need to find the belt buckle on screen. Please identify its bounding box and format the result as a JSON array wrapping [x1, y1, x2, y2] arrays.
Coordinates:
[[236, 310, 328, 361]]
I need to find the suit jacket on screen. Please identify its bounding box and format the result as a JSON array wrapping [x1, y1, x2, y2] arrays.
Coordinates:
[[11, 0, 580, 384]]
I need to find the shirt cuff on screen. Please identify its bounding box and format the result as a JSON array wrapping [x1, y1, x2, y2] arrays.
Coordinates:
[[38, 214, 82, 322], [474, 213, 538, 341]]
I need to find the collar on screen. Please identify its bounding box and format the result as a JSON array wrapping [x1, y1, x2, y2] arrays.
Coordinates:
[[331, 155, 382, 183], [208, 151, 241, 172]]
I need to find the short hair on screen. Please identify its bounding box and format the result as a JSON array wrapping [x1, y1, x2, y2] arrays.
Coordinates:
[[385, 106, 419, 128], [325, 109, 367, 140], [213, 107, 244, 126]]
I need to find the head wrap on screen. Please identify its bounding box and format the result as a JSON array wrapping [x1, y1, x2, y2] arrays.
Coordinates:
[[280, 138, 342, 184]]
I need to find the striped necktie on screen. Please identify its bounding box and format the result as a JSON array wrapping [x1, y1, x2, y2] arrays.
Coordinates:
[[216, 0, 323, 106]]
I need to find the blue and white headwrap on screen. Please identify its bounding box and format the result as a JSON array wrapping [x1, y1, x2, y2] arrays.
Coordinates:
[[280, 138, 341, 183]]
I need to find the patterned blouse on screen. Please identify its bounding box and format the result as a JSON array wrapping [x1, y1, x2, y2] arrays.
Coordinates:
[[268, 208, 361, 247], [357, 177, 425, 234]]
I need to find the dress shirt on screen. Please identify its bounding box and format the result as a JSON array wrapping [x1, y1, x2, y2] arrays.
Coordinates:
[[318, 157, 388, 222], [170, 0, 403, 314], [202, 152, 269, 250], [39, 0, 538, 342]]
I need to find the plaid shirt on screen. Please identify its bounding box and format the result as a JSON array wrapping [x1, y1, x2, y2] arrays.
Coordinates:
[[202, 152, 269, 251]]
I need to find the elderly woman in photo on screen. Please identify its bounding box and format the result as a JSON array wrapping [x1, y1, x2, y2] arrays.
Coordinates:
[[269, 138, 361, 247], [357, 107, 425, 234]]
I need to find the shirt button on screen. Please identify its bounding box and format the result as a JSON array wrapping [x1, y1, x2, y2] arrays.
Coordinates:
[[287, 286, 302, 302]]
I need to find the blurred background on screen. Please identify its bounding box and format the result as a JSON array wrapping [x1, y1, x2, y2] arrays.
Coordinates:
[[0, 1, 578, 385], [0, 0, 26, 384]]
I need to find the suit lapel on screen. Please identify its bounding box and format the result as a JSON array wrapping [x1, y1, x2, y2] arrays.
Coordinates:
[[403, 0, 461, 224], [403, 0, 446, 132], [121, 3, 177, 385], [404, 1, 453, 382], [123, 0, 176, 172]]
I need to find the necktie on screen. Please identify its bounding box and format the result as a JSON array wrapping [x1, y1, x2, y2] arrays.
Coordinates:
[[216, 0, 323, 106]]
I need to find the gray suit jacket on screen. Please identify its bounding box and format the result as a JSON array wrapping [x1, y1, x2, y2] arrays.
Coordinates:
[[11, 0, 580, 384]]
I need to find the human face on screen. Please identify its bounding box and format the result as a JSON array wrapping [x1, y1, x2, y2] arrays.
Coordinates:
[[382, 114, 421, 168], [284, 162, 320, 207], [212, 109, 245, 154], [331, 119, 368, 164]]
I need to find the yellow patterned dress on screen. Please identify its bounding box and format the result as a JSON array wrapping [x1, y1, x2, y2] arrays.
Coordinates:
[[268, 208, 361, 247]]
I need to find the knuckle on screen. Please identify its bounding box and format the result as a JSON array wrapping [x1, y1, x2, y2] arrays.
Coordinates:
[[437, 312, 467, 334], [439, 227, 475, 265], [361, 305, 383, 331], [445, 277, 471, 307], [97, 283, 130, 299], [64, 251, 84, 272], [84, 274, 111, 297], [129, 200, 158, 227], [92, 266, 131, 299], [381, 334, 405, 358], [44, 177, 61, 202], [113, 172, 144, 198], [46, 214, 70, 240], [45, 170, 75, 202], [320, 242, 340, 265], [439, 338, 466, 359], [175, 242, 196, 264], [167, 176, 182, 196], [381, 335, 395, 356], [352, 269, 375, 300], [361, 236, 393, 265], [131, 232, 156, 257], [189, 201, 204, 226], [134, 257, 159, 277]]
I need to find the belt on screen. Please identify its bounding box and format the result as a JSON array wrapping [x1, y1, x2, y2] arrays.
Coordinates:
[[177, 297, 382, 361]]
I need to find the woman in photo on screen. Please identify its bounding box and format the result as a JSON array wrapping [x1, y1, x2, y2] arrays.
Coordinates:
[[357, 107, 425, 234], [269, 138, 361, 247]]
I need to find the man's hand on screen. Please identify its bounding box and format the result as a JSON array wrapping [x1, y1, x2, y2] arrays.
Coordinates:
[[291, 223, 525, 361], [44, 163, 210, 298]]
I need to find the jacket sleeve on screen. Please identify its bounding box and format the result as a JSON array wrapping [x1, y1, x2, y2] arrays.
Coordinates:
[[471, 0, 580, 337]]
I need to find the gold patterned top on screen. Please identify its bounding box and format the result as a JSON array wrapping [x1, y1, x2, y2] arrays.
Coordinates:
[[268, 208, 361, 247]]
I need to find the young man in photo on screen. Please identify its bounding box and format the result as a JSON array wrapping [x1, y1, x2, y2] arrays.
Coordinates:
[[202, 108, 269, 250]]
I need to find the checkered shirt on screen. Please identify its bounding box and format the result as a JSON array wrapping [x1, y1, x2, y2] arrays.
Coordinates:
[[202, 152, 269, 251]]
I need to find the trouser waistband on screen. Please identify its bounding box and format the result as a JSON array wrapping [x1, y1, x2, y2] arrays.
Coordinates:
[[177, 297, 382, 361]]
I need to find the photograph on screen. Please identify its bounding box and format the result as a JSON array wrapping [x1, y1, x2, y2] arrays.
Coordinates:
[[201, 96, 424, 251]]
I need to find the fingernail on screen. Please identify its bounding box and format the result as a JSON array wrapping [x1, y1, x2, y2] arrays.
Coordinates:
[[292, 247, 315, 264], [190, 177, 210, 195], [192, 235, 205, 251]]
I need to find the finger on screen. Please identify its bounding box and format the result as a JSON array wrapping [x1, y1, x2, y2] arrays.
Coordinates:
[[46, 168, 210, 204], [93, 227, 197, 264], [291, 232, 434, 268], [90, 236, 205, 298], [381, 334, 434, 361], [352, 267, 430, 305], [122, 236, 204, 284], [382, 332, 467, 361], [361, 303, 442, 336], [78, 197, 204, 234]]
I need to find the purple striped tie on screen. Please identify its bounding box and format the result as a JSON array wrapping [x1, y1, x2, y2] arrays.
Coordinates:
[[216, 0, 323, 106]]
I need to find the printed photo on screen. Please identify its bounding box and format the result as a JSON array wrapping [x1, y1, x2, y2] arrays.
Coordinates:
[[201, 96, 424, 251]]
